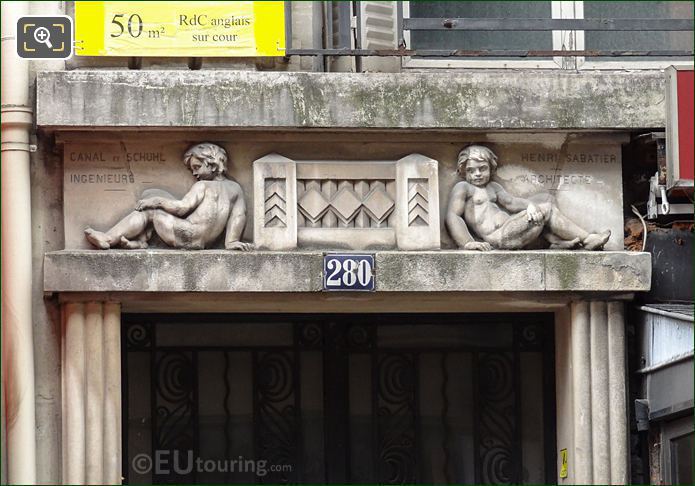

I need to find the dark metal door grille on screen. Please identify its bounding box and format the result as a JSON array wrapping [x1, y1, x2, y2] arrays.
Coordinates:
[[123, 314, 555, 484]]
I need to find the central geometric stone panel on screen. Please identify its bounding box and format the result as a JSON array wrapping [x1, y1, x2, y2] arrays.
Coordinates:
[[254, 154, 441, 250]]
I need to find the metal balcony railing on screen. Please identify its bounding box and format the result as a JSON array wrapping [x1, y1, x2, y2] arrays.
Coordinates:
[[283, 1, 695, 58]]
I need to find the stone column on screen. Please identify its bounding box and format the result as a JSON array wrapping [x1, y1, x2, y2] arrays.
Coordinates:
[[103, 303, 123, 485], [62, 302, 122, 485], [570, 301, 592, 484], [607, 302, 628, 485], [568, 300, 629, 485]]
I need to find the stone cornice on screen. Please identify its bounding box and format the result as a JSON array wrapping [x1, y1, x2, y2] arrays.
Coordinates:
[[44, 250, 651, 293], [37, 70, 665, 130]]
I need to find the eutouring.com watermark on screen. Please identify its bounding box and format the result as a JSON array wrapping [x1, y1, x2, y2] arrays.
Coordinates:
[[132, 451, 293, 477]]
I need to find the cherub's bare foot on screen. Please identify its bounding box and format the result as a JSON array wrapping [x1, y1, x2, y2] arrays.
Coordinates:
[[583, 230, 611, 250], [84, 228, 111, 249], [119, 236, 148, 249], [549, 237, 581, 249]]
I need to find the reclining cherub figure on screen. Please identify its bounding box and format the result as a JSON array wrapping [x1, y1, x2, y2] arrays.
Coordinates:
[[446, 145, 611, 251], [85, 143, 253, 251]]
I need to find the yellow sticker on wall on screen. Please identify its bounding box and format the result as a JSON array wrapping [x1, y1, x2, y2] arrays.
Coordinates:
[[560, 448, 568, 479], [75, 1, 285, 56]]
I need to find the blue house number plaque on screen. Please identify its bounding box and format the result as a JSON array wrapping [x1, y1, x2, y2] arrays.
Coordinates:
[[323, 254, 375, 291]]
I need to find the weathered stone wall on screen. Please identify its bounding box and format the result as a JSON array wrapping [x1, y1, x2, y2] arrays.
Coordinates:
[[21, 4, 672, 486], [30, 134, 64, 486]]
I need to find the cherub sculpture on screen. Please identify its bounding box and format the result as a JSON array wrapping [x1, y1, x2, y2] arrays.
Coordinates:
[[446, 145, 611, 251], [85, 143, 253, 251]]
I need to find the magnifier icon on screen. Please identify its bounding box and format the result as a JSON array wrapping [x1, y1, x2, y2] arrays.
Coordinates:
[[33, 27, 53, 48]]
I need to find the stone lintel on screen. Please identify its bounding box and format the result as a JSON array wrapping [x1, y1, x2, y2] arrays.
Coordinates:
[[36, 70, 665, 130], [44, 250, 651, 293]]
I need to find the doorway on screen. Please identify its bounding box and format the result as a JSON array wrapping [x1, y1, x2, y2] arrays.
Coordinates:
[[122, 313, 556, 484]]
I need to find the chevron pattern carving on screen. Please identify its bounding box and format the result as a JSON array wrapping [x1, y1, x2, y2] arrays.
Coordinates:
[[264, 178, 287, 228], [297, 179, 396, 228], [408, 179, 429, 227]]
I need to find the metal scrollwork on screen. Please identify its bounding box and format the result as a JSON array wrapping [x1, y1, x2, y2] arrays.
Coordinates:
[[122, 317, 551, 484], [516, 322, 543, 350], [254, 351, 297, 483], [153, 350, 197, 481], [377, 353, 417, 484], [297, 322, 323, 347], [125, 322, 152, 350], [477, 352, 517, 484], [346, 324, 374, 350]]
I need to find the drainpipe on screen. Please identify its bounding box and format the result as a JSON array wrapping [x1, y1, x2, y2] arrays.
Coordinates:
[[1, 1, 37, 484]]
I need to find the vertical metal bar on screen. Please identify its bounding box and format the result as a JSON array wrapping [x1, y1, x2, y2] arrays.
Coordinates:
[[337, 1, 351, 49], [149, 323, 158, 483], [223, 351, 231, 483], [513, 343, 523, 483], [472, 351, 480, 484], [543, 317, 558, 483], [251, 350, 259, 485], [284, 1, 293, 56], [325, 1, 334, 47], [353, 1, 363, 72], [413, 352, 421, 483], [353, 1, 362, 48], [323, 321, 349, 482], [312, 1, 325, 72], [396, 0, 405, 47], [192, 350, 200, 484], [324, 2, 334, 72], [294, 345, 303, 481], [371, 341, 379, 481], [440, 352, 451, 483], [121, 321, 130, 485]]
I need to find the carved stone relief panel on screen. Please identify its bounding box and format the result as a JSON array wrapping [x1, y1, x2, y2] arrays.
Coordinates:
[[439, 139, 625, 250], [396, 154, 441, 251], [253, 154, 440, 250], [62, 135, 624, 252], [408, 179, 429, 227], [498, 144, 623, 250], [264, 179, 287, 228], [80, 143, 254, 251], [446, 145, 612, 251], [253, 153, 297, 250], [297, 179, 395, 228], [64, 143, 198, 249]]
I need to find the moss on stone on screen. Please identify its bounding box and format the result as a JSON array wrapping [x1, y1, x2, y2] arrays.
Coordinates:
[[38, 70, 666, 129], [551, 253, 581, 290]]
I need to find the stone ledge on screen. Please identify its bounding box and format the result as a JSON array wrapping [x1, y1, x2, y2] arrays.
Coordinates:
[[37, 70, 665, 130], [44, 250, 651, 293]]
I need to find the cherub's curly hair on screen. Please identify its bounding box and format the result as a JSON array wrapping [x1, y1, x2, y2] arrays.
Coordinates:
[[183, 143, 228, 175], [457, 145, 498, 178]]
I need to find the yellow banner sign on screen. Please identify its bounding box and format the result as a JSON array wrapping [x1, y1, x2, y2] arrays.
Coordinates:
[[75, 1, 285, 57]]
